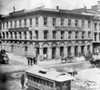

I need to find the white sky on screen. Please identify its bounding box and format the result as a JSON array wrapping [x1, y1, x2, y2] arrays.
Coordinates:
[[0, 0, 99, 14]]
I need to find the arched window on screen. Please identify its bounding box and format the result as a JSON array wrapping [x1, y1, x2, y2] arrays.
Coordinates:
[[44, 30, 48, 39], [15, 32, 17, 39], [6, 32, 8, 38], [19, 32, 22, 39], [2, 32, 5, 39], [24, 31, 27, 39], [10, 32, 13, 39]]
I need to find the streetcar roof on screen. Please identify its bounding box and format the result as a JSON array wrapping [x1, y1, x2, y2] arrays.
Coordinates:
[[25, 65, 73, 82]]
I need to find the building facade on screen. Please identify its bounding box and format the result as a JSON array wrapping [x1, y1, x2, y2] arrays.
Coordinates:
[[92, 15, 100, 53], [87, 1, 100, 54], [1, 7, 93, 60]]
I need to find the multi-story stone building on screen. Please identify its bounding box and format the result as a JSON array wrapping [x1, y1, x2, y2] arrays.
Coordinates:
[[1, 7, 93, 60]]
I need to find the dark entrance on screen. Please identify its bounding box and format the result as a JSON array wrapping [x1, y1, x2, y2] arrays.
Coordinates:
[[52, 47, 56, 59], [68, 46, 71, 56], [43, 47, 47, 59], [60, 46, 64, 57], [81, 46, 84, 55]]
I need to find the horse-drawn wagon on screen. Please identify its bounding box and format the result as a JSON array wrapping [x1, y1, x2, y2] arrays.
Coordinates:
[[84, 52, 100, 66]]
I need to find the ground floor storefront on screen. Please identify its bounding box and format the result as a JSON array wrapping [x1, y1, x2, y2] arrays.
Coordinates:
[[0, 40, 92, 60], [93, 43, 100, 54]]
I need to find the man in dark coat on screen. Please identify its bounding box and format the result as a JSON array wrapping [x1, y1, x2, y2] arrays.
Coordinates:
[[21, 74, 25, 89]]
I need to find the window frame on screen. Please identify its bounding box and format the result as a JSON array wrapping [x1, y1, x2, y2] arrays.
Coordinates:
[[6, 21, 8, 28], [75, 20, 78, 27], [19, 20, 21, 27], [52, 18, 56, 26], [44, 17, 48, 26], [35, 30, 38, 39], [88, 20, 91, 28], [82, 31, 85, 39], [52, 31, 56, 39], [61, 31, 64, 39], [44, 30, 48, 39], [36, 17, 39, 26], [68, 19, 71, 27], [68, 31, 72, 39], [88, 31, 91, 38], [24, 19, 27, 27], [30, 18, 32, 27], [61, 18, 64, 26], [75, 31, 78, 39]]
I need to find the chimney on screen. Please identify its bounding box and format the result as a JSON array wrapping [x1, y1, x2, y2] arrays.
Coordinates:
[[84, 5, 87, 12], [56, 6, 59, 10], [13, 6, 15, 12]]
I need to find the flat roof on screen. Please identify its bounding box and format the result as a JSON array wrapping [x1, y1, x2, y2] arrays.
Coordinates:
[[25, 65, 73, 82]]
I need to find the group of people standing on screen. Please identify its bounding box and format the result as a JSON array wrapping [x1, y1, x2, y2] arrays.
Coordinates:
[[26, 56, 37, 65]]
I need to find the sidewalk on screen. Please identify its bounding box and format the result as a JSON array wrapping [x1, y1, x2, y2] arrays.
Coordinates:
[[7, 52, 86, 67]]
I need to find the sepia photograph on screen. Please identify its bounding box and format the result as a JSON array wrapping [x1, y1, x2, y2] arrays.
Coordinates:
[[0, 0, 100, 90]]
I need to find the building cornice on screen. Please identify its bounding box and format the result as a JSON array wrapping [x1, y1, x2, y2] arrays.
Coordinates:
[[2, 8, 94, 20]]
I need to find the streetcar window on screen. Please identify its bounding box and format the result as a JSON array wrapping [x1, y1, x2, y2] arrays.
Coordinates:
[[47, 81, 49, 86], [49, 82, 53, 87], [61, 73, 66, 75], [27, 74, 54, 88], [34, 77, 36, 82]]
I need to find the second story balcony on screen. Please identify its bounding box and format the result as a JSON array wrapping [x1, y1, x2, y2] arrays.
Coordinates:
[[8, 27, 29, 32], [54, 26, 84, 31]]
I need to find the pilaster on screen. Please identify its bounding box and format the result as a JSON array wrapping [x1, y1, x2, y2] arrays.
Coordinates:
[[64, 46, 68, 57], [48, 46, 52, 59], [71, 46, 74, 56], [56, 46, 60, 58]]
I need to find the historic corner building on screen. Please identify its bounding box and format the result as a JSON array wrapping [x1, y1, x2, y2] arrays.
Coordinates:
[[0, 7, 93, 60]]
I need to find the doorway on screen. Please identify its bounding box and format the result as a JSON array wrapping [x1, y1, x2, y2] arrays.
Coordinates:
[[52, 47, 56, 59], [81, 46, 84, 55], [68, 46, 71, 56], [60, 46, 64, 57], [43, 47, 48, 59]]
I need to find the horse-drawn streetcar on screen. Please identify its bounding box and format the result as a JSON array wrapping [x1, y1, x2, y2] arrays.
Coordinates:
[[26, 66, 73, 90]]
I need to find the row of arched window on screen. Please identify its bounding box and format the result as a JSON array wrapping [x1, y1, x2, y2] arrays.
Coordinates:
[[2, 31, 33, 40], [1, 30, 91, 40]]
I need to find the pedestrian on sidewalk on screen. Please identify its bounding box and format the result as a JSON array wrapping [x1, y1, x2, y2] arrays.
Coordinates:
[[21, 74, 25, 89]]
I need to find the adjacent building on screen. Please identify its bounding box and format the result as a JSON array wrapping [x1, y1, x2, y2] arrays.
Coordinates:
[[1, 7, 93, 60], [0, 15, 2, 44]]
